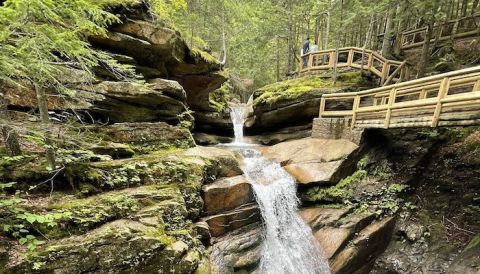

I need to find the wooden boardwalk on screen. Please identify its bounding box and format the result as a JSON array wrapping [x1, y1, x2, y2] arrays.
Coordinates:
[[299, 47, 410, 86], [319, 66, 480, 129], [400, 13, 480, 50]]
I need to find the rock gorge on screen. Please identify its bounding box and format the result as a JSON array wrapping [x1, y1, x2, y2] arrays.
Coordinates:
[[0, 2, 479, 274]]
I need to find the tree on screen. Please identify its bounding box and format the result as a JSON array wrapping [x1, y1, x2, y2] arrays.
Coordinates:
[[0, 0, 133, 169]]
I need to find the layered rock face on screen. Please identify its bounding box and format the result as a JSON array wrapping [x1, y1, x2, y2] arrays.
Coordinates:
[[1, 2, 226, 128]]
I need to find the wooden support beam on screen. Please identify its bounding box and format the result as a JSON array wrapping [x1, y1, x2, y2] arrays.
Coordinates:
[[431, 77, 450, 127], [384, 88, 397, 128], [351, 95, 360, 128]]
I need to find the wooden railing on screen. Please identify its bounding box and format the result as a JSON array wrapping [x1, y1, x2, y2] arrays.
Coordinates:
[[319, 66, 480, 129], [401, 13, 480, 50], [299, 47, 410, 86]]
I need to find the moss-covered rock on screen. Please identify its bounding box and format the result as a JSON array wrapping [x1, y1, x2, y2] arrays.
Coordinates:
[[249, 72, 375, 132]]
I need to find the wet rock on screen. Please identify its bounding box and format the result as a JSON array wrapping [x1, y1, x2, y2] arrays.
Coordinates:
[[299, 207, 350, 230], [209, 223, 263, 273], [202, 176, 254, 215], [261, 138, 358, 185], [330, 217, 396, 274], [193, 132, 233, 146], [184, 146, 243, 178], [202, 203, 260, 237], [247, 124, 312, 145]]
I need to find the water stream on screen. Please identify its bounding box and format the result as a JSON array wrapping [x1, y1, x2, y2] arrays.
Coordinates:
[[229, 106, 331, 274]]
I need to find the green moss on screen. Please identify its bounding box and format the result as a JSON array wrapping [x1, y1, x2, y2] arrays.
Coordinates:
[[253, 72, 366, 106], [209, 81, 233, 112], [191, 48, 219, 65], [465, 234, 480, 251], [307, 170, 367, 203]]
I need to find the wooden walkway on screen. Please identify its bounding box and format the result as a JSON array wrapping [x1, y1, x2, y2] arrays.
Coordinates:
[[400, 13, 480, 50], [319, 66, 480, 129], [299, 47, 410, 86]]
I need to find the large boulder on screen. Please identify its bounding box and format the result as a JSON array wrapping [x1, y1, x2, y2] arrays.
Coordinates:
[[249, 72, 374, 132], [261, 138, 359, 185], [202, 176, 254, 215], [202, 203, 260, 237]]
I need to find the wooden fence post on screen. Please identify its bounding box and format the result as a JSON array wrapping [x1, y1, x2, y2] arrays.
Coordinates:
[[319, 98, 326, 117], [431, 77, 450, 127], [347, 49, 354, 66], [351, 95, 360, 128], [384, 88, 397, 128], [473, 80, 480, 91], [380, 62, 389, 85], [308, 53, 314, 71]]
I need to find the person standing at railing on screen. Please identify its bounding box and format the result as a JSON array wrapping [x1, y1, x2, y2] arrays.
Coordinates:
[[302, 37, 310, 68]]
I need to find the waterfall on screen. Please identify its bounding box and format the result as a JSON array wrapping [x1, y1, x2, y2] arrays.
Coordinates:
[[230, 106, 245, 144], [228, 108, 331, 274]]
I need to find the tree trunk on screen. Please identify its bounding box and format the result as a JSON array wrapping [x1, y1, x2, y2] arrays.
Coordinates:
[[333, 0, 344, 84], [323, 11, 330, 50], [418, 22, 433, 78], [1, 126, 21, 156], [394, 1, 407, 55], [286, 0, 293, 74], [361, 14, 375, 74], [219, 0, 227, 66], [381, 3, 395, 57], [0, 96, 21, 156], [472, 0, 480, 15], [461, 0, 469, 17], [34, 84, 56, 170]]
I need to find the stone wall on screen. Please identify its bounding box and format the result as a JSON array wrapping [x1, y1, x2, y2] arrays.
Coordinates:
[[311, 118, 364, 144]]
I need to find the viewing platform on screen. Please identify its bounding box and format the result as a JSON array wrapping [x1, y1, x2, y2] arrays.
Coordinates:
[[316, 66, 480, 130], [299, 47, 410, 86]]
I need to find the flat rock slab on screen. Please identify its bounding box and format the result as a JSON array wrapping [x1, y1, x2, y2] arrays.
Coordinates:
[[314, 227, 352, 259], [202, 203, 260, 237], [261, 138, 358, 185], [330, 217, 396, 274], [202, 176, 254, 215]]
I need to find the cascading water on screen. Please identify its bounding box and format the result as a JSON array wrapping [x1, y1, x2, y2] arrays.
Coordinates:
[[230, 106, 246, 144], [228, 107, 331, 274]]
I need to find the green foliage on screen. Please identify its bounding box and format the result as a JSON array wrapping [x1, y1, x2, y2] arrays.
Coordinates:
[[0, 0, 138, 92], [0, 196, 70, 251]]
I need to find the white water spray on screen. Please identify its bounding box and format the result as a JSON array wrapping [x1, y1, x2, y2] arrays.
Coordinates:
[[230, 106, 246, 144], [229, 108, 331, 274]]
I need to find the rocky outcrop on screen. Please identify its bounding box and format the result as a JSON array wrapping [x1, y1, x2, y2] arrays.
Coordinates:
[[96, 122, 195, 148], [300, 207, 396, 274], [260, 138, 359, 185], [248, 73, 375, 133], [2, 77, 190, 124]]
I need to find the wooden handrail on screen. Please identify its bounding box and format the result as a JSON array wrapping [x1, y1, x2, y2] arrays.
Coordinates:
[[401, 13, 480, 50], [299, 47, 409, 86], [319, 66, 480, 129]]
